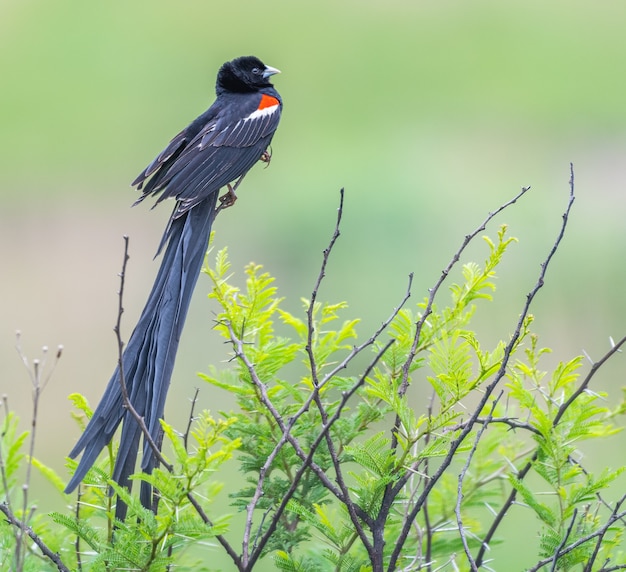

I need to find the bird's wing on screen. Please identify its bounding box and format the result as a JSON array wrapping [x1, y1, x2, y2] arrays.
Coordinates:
[[130, 104, 222, 200], [131, 130, 188, 191], [134, 92, 281, 215]]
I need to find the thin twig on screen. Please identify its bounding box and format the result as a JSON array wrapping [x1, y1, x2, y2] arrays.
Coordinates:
[[305, 188, 344, 387], [573, 458, 626, 529], [423, 391, 436, 572], [550, 509, 578, 572], [456, 393, 502, 571], [527, 499, 626, 572], [554, 333, 626, 428], [398, 185, 532, 398], [183, 388, 200, 452], [388, 185, 532, 475], [114, 236, 173, 472], [301, 189, 415, 568], [476, 334, 626, 568]]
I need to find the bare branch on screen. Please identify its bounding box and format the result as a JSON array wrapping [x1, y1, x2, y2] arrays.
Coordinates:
[[74, 486, 83, 571], [113, 236, 173, 472], [305, 188, 344, 387]]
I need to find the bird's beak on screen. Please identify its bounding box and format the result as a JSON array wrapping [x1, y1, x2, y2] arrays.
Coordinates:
[[263, 65, 281, 78]]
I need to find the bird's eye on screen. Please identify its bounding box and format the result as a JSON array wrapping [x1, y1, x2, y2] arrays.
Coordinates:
[[251, 67, 261, 74]]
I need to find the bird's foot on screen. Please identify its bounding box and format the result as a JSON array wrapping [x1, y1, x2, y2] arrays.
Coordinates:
[[216, 184, 238, 213], [260, 148, 272, 167]]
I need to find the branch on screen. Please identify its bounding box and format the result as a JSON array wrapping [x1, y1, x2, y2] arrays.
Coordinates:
[[247, 339, 396, 570], [14, 333, 63, 571], [221, 191, 414, 566], [475, 166, 626, 567], [305, 188, 413, 389], [526, 498, 626, 572], [183, 388, 200, 452], [554, 333, 626, 427], [550, 509, 578, 572], [467, 416, 542, 436], [398, 184, 532, 398], [422, 392, 437, 572], [299, 187, 375, 555], [475, 330, 626, 568], [298, 189, 418, 567], [223, 319, 349, 567], [572, 457, 626, 529], [0, 502, 70, 572], [0, 396, 16, 544], [389, 169, 574, 571], [456, 393, 502, 572]]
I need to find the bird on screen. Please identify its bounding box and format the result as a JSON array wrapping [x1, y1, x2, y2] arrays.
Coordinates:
[[64, 55, 282, 518]]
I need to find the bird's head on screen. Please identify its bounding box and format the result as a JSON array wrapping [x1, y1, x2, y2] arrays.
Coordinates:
[[217, 56, 281, 94]]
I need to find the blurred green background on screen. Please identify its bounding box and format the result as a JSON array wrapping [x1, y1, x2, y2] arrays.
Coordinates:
[[1, 0, 625, 568]]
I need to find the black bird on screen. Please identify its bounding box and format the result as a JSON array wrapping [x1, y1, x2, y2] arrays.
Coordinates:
[[65, 56, 282, 515]]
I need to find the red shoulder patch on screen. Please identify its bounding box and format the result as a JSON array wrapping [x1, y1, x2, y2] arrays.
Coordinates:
[[258, 94, 280, 110]]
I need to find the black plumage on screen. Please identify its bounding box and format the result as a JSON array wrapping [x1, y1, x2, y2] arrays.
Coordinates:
[[65, 56, 282, 519]]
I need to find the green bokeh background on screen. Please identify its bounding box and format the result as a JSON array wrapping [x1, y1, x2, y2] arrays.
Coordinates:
[[1, 1, 625, 568]]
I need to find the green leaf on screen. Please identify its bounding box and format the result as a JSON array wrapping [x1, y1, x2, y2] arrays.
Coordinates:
[[509, 475, 557, 527]]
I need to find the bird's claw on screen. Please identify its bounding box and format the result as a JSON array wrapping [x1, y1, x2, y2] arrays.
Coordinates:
[[260, 148, 272, 167], [216, 184, 238, 213]]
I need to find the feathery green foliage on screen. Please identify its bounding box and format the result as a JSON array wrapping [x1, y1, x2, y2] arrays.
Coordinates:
[[2, 224, 625, 571]]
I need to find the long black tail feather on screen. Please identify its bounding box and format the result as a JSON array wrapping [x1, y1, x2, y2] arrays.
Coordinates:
[[65, 195, 218, 519]]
